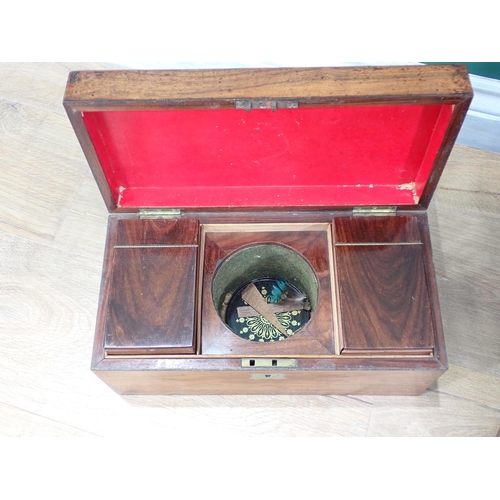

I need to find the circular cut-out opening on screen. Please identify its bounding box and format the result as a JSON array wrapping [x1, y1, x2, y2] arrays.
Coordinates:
[[212, 243, 319, 342]]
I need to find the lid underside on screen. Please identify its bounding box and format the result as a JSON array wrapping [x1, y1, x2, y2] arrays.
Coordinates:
[[82, 103, 454, 209]]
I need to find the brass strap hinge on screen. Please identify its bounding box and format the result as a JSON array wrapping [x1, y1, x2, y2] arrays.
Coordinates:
[[139, 208, 181, 219], [235, 100, 299, 112], [352, 206, 397, 216]]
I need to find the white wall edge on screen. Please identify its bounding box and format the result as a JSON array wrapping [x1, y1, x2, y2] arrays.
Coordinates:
[[469, 74, 500, 119]]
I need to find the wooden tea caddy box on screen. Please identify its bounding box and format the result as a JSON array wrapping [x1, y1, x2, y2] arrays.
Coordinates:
[[64, 65, 472, 395]]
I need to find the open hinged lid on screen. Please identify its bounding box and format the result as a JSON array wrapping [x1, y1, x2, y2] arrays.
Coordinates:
[[63, 65, 472, 212]]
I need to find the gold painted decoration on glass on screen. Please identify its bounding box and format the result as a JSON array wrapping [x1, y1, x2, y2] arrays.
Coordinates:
[[225, 278, 311, 342], [211, 243, 318, 342]]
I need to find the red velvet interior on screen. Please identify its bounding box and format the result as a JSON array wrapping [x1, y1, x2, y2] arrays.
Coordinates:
[[82, 104, 453, 209]]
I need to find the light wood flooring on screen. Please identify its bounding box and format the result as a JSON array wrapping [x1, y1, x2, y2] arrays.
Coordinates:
[[1, 62, 499, 436]]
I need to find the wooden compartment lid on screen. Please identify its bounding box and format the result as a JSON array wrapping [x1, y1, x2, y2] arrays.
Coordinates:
[[63, 65, 472, 212]]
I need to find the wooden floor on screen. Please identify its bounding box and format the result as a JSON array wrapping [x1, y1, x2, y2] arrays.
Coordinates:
[[1, 62, 499, 437]]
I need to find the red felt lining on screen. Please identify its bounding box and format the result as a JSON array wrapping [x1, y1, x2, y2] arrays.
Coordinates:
[[82, 104, 453, 209]]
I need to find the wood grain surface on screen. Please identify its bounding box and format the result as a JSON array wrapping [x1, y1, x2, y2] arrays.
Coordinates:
[[201, 228, 335, 356], [64, 65, 472, 104], [336, 244, 434, 351], [0, 63, 499, 436], [335, 216, 421, 244], [100, 218, 199, 355], [334, 215, 434, 352], [104, 247, 198, 354]]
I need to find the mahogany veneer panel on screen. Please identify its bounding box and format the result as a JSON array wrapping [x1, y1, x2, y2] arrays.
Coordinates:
[[64, 66, 471, 104], [95, 369, 443, 396], [334, 215, 435, 353], [336, 244, 434, 352], [201, 228, 335, 355], [114, 217, 199, 246], [102, 218, 200, 355], [335, 216, 421, 244]]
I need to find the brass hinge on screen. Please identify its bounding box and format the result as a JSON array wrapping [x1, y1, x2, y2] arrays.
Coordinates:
[[235, 100, 299, 112], [139, 208, 181, 219], [352, 206, 397, 216]]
